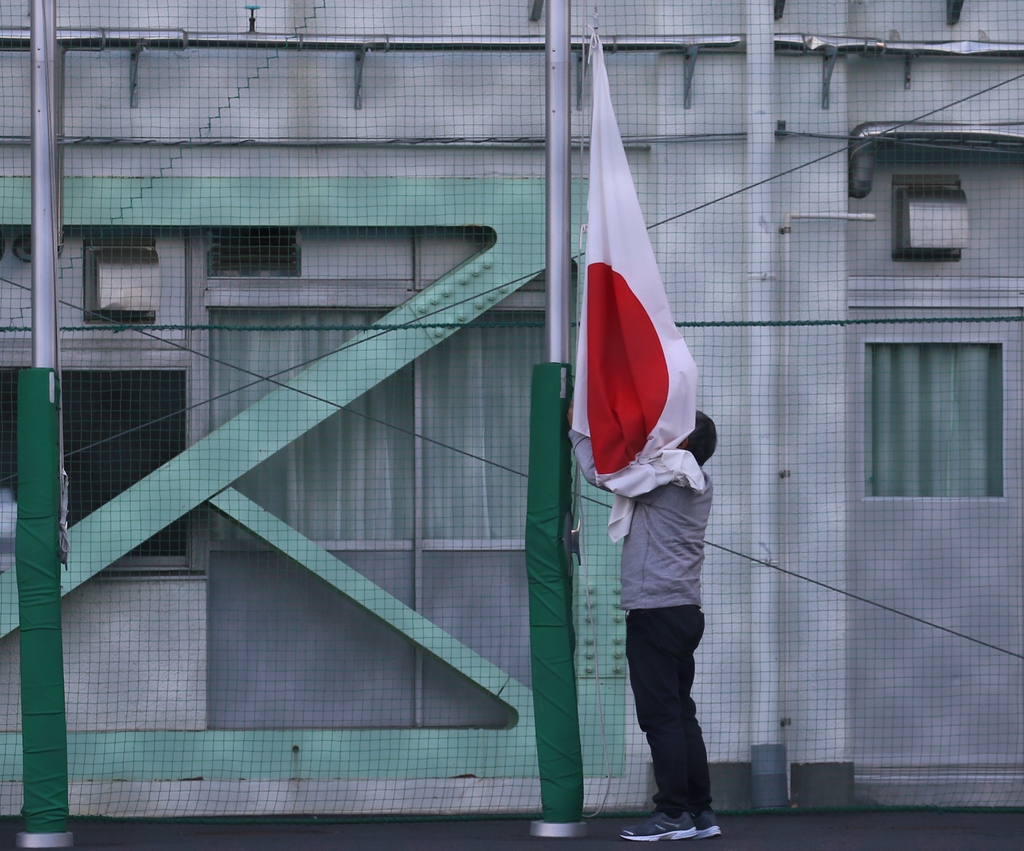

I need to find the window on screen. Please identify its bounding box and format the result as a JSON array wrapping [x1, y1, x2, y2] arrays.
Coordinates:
[[867, 343, 1002, 497], [205, 309, 541, 729], [209, 227, 300, 277], [84, 239, 160, 324], [892, 175, 968, 261], [0, 370, 189, 558], [202, 225, 537, 730]]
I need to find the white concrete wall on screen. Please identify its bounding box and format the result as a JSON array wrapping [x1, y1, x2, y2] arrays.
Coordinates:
[[0, 580, 206, 731]]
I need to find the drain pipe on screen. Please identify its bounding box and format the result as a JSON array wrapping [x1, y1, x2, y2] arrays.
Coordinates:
[[779, 214, 876, 480], [780, 213, 876, 304], [1, 28, 1023, 56], [744, 0, 787, 810], [775, 212, 873, 796], [848, 122, 1024, 198]]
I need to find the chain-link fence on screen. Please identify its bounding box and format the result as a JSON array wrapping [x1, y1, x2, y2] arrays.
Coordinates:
[[1, 0, 1023, 818]]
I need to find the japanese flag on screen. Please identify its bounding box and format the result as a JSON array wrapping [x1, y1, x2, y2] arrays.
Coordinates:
[[572, 35, 703, 540]]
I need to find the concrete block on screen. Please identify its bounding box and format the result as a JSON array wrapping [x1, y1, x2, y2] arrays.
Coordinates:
[[710, 762, 752, 811], [647, 761, 753, 812], [790, 762, 855, 807]]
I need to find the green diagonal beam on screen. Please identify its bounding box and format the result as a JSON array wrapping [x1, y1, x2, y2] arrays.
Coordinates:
[[1, 237, 545, 640], [210, 488, 531, 723], [0, 177, 557, 636]]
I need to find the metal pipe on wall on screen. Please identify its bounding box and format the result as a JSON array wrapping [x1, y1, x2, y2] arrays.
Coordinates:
[[776, 213, 875, 783], [745, 0, 788, 810], [3, 29, 1024, 57], [847, 122, 1024, 198], [780, 213, 877, 298], [0, 29, 746, 52]]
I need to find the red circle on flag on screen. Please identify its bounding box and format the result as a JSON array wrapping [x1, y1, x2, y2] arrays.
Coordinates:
[[586, 262, 669, 474]]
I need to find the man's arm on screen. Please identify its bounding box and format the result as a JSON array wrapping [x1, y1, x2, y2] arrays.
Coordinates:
[[568, 429, 600, 488]]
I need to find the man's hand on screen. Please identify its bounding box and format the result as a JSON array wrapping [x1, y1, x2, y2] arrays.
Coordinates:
[[567, 401, 574, 426]]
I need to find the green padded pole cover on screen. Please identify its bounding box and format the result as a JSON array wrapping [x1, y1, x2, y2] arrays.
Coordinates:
[[524, 362, 584, 823], [16, 368, 70, 834]]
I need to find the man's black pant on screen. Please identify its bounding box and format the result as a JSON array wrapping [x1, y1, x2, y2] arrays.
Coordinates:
[[626, 604, 712, 818]]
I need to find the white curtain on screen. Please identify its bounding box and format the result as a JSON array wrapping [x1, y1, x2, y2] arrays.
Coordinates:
[[869, 343, 1002, 497], [210, 310, 543, 542], [210, 309, 414, 541], [420, 323, 542, 539]]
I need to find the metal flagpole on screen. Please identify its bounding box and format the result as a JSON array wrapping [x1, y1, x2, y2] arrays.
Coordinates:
[[545, 0, 572, 366], [16, 0, 73, 844], [524, 0, 587, 837], [30, 0, 59, 374]]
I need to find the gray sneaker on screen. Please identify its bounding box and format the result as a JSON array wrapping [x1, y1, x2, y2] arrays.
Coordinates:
[[691, 810, 721, 839], [620, 812, 697, 841]]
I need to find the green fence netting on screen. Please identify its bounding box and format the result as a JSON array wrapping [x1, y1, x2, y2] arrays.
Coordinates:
[[1, 0, 1024, 819]]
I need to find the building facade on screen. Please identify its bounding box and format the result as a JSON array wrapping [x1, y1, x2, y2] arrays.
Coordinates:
[[0, 0, 1022, 815]]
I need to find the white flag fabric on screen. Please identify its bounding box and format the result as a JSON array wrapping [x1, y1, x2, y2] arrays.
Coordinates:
[[571, 35, 703, 541]]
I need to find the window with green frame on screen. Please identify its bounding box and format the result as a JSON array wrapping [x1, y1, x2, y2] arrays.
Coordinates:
[[867, 342, 1002, 497]]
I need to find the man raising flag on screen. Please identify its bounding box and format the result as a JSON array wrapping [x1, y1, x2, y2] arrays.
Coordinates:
[[569, 33, 721, 841], [571, 37, 706, 544]]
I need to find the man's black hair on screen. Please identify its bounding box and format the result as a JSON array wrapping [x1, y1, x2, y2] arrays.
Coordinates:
[[687, 410, 717, 467]]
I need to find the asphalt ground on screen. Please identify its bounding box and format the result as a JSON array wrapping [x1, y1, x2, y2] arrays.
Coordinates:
[[3, 811, 1024, 851]]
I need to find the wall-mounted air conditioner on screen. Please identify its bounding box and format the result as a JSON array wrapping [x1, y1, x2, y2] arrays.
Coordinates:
[[85, 240, 160, 323], [892, 175, 969, 261]]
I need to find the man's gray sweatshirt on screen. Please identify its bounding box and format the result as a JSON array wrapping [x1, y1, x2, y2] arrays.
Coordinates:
[[569, 429, 713, 611]]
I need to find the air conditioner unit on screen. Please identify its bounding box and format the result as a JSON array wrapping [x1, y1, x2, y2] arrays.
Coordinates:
[[86, 242, 160, 322], [892, 176, 969, 261]]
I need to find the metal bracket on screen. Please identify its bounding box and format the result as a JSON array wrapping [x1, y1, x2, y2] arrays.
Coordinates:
[[129, 46, 141, 108], [529, 0, 544, 22], [354, 45, 366, 110], [773, 0, 787, 21], [821, 44, 838, 110], [947, 0, 965, 25], [904, 54, 914, 90], [683, 44, 699, 110]]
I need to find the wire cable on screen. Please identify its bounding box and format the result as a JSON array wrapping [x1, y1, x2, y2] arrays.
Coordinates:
[[4, 267, 1019, 661], [4, 59, 1023, 665]]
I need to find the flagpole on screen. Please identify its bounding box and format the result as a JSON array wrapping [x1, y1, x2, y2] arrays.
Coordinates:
[[30, 0, 58, 372], [16, 0, 73, 845], [545, 0, 572, 363], [525, 0, 586, 837]]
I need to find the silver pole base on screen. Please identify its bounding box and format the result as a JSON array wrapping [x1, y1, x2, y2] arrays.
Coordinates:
[[530, 820, 587, 838], [15, 832, 73, 849]]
